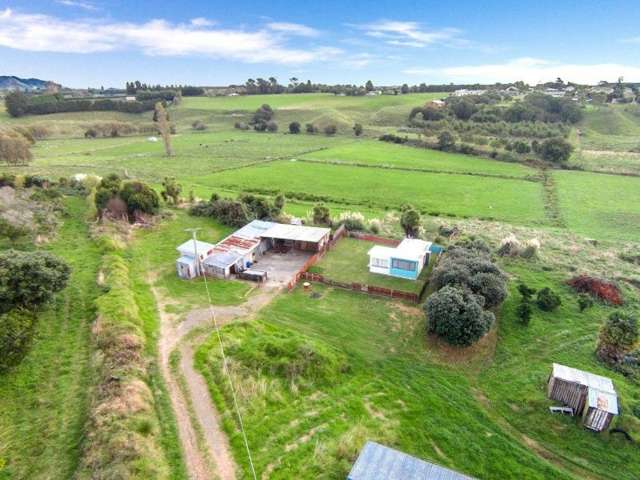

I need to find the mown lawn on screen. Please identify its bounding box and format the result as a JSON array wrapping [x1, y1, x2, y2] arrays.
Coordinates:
[[311, 237, 429, 294], [206, 160, 547, 225], [195, 261, 640, 479], [0, 197, 101, 480], [553, 170, 640, 241], [301, 140, 536, 178]]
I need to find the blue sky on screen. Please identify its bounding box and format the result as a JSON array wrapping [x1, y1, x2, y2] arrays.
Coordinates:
[[1, 0, 640, 88]]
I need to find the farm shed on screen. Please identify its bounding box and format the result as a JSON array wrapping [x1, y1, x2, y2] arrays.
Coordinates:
[[348, 441, 474, 480], [547, 363, 618, 431], [260, 223, 331, 252], [203, 251, 243, 279], [176, 240, 216, 279], [368, 238, 432, 280]]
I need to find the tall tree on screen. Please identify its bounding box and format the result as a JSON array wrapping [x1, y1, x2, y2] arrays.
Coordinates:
[[365, 80, 374, 92], [154, 102, 174, 156]]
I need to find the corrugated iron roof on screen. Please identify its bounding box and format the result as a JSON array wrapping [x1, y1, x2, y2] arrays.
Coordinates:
[[348, 442, 474, 480], [214, 235, 261, 255], [177, 240, 216, 257], [203, 251, 243, 268], [552, 363, 616, 393], [261, 223, 330, 243], [176, 255, 196, 265], [588, 388, 619, 415], [234, 219, 277, 240]]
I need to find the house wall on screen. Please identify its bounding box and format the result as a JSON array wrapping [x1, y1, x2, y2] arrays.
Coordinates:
[[548, 376, 588, 415]]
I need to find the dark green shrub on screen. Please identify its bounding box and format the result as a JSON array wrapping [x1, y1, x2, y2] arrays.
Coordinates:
[[517, 283, 536, 302], [0, 309, 37, 371], [305, 123, 318, 134], [324, 124, 337, 136], [536, 287, 562, 311], [597, 311, 638, 364], [353, 123, 363, 136], [119, 181, 160, 216], [516, 301, 533, 325], [540, 137, 573, 163], [470, 272, 508, 309], [0, 250, 70, 314], [425, 285, 494, 347], [0, 173, 16, 187], [266, 121, 278, 132], [578, 294, 594, 312], [288, 121, 301, 134], [312, 204, 331, 225]]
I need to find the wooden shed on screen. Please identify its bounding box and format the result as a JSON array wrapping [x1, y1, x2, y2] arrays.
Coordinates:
[[547, 363, 618, 432]]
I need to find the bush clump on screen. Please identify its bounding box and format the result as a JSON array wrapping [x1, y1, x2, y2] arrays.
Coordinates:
[[596, 311, 638, 365], [536, 287, 562, 311], [190, 192, 284, 228], [94, 174, 160, 221], [425, 285, 494, 347]]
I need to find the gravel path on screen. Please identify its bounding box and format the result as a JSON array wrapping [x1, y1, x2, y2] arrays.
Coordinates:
[[152, 279, 279, 480]]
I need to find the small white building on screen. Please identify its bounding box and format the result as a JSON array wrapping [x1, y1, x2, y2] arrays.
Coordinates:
[[176, 240, 216, 279], [368, 239, 431, 281]]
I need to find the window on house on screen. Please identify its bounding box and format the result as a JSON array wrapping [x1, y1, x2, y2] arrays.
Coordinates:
[[371, 257, 388, 268], [391, 259, 416, 271]]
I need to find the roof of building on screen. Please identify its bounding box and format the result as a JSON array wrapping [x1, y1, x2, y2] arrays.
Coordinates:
[[176, 255, 196, 265], [368, 238, 431, 261], [552, 363, 618, 414], [348, 442, 474, 480], [261, 223, 330, 243], [177, 240, 217, 257], [203, 251, 243, 269], [213, 235, 261, 256], [588, 388, 619, 415], [552, 363, 616, 393], [234, 219, 277, 240]]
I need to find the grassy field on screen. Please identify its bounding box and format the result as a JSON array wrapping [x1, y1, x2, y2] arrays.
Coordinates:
[[578, 105, 640, 152], [195, 262, 640, 479], [301, 140, 537, 178], [0, 197, 101, 479], [205, 160, 547, 224], [553, 170, 640, 241], [570, 150, 640, 176], [310, 237, 430, 294]]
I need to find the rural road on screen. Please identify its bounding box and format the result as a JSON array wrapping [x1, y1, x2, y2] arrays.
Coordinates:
[[152, 278, 279, 480]]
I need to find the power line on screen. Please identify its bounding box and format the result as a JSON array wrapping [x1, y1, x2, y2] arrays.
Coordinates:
[[186, 228, 258, 480]]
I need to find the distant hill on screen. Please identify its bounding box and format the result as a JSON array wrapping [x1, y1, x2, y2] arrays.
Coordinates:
[[0, 76, 61, 92]]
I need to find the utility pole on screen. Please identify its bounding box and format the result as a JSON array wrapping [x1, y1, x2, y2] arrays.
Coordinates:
[[185, 227, 203, 277]]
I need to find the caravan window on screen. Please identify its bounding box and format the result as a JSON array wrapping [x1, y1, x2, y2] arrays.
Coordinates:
[[371, 257, 389, 268], [391, 259, 416, 271]]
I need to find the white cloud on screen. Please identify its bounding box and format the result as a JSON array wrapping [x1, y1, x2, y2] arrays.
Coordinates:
[[0, 9, 335, 64], [355, 20, 463, 47], [190, 17, 216, 27], [404, 57, 640, 84], [266, 22, 319, 37], [54, 0, 97, 11]]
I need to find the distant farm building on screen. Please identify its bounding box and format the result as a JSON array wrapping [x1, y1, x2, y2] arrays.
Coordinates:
[[176, 240, 216, 279], [453, 89, 486, 97], [547, 363, 619, 432], [348, 441, 474, 480], [368, 239, 431, 280], [176, 220, 330, 280]]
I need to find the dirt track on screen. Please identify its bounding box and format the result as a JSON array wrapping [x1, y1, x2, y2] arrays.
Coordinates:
[[152, 279, 279, 480]]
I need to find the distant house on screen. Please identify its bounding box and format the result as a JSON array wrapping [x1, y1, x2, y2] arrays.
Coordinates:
[[176, 220, 330, 280], [368, 238, 431, 281], [348, 441, 474, 480], [547, 363, 619, 432], [453, 89, 486, 97], [176, 239, 216, 279]]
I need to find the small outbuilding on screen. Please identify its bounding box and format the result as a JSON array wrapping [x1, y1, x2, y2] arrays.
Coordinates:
[[260, 223, 331, 253], [368, 238, 432, 280], [176, 240, 216, 279], [547, 363, 618, 431], [348, 441, 474, 480]]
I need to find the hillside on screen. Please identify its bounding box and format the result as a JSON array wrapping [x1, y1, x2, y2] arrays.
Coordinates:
[[0, 76, 60, 92]]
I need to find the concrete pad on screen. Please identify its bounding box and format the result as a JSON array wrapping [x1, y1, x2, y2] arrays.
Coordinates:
[[250, 249, 313, 287]]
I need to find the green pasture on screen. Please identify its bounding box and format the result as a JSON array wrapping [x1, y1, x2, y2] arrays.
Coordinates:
[[553, 170, 640, 241], [205, 160, 547, 225], [579, 105, 640, 152], [301, 140, 537, 178]]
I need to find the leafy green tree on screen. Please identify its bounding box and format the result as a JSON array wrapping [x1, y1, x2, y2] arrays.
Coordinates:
[[161, 177, 182, 205], [401, 83, 409, 94], [540, 138, 573, 163], [4, 91, 29, 117], [312, 204, 331, 225], [119, 181, 160, 216], [517, 283, 536, 302], [365, 80, 374, 92], [438, 131, 456, 150], [353, 123, 363, 136], [400, 204, 421, 237], [0, 250, 70, 314], [288, 121, 301, 134], [425, 285, 494, 347], [596, 311, 638, 364], [516, 302, 533, 325]]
